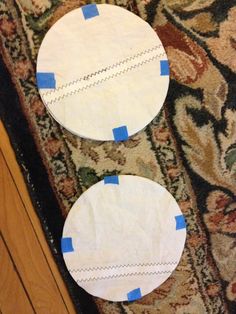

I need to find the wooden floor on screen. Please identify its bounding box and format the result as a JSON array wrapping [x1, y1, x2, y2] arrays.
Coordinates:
[[0, 121, 76, 314]]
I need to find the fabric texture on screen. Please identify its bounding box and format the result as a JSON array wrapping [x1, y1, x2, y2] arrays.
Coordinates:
[[62, 175, 186, 302], [36, 4, 169, 141], [0, 0, 236, 313]]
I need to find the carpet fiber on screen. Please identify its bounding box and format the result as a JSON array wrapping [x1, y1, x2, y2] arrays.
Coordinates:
[[0, 0, 236, 313]]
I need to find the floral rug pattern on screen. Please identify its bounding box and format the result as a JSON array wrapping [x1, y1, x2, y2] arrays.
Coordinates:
[[0, 0, 236, 313]]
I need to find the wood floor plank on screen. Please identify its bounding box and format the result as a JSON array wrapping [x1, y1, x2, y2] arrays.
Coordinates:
[[0, 234, 34, 314], [0, 150, 69, 314], [0, 121, 75, 314]]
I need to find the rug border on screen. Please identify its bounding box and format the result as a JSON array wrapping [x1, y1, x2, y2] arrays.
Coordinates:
[[0, 54, 99, 314]]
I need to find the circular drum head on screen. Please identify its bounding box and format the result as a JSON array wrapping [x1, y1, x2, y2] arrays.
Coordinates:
[[61, 175, 186, 301], [36, 4, 170, 141]]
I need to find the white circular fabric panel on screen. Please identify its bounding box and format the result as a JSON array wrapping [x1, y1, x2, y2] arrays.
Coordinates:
[[62, 175, 186, 301], [36, 4, 170, 141]]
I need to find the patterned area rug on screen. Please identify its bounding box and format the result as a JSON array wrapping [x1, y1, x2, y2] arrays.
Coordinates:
[[0, 0, 236, 313]]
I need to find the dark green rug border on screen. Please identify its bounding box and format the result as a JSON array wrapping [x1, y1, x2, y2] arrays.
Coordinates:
[[0, 54, 99, 314]]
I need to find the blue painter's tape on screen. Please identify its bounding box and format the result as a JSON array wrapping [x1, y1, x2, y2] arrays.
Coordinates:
[[127, 288, 142, 301], [61, 237, 74, 253], [37, 72, 55, 89], [112, 125, 129, 142], [104, 175, 119, 185], [82, 4, 99, 20], [160, 60, 170, 76], [175, 215, 186, 230]]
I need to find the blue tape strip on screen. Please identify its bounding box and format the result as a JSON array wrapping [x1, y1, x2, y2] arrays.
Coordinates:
[[160, 60, 170, 76], [127, 288, 142, 301], [36, 72, 55, 89], [82, 4, 99, 20], [61, 237, 74, 253], [175, 215, 186, 230], [104, 175, 119, 185], [112, 126, 129, 142]]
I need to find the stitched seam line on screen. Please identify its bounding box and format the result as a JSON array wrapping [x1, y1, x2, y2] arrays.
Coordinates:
[[41, 44, 163, 97], [43, 51, 166, 105], [75, 270, 172, 282], [70, 261, 178, 273]]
